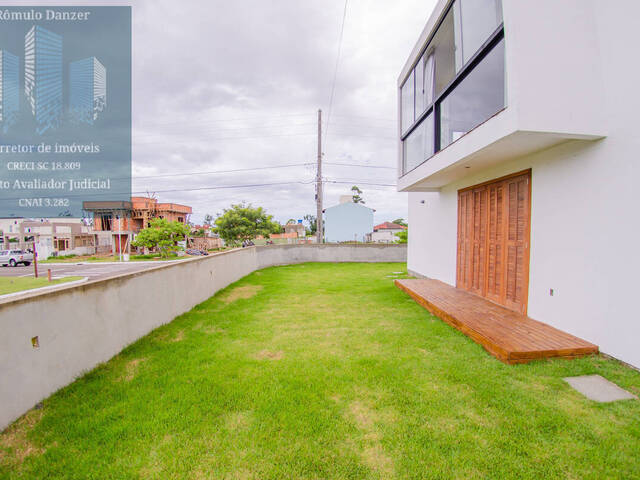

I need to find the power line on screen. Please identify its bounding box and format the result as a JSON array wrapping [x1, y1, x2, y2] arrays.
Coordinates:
[[133, 122, 318, 139], [330, 114, 395, 123], [324, 180, 396, 187], [136, 112, 315, 128], [127, 162, 391, 184], [325, 162, 395, 169], [324, 0, 349, 143], [132, 131, 317, 145], [0, 180, 317, 203], [131, 163, 313, 181], [133, 120, 392, 142], [131, 131, 396, 146]]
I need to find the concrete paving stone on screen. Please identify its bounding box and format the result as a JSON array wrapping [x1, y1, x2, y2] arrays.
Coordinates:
[[564, 374, 637, 403]]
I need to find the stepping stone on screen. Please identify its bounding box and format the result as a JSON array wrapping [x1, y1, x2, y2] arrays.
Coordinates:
[[564, 374, 637, 403]]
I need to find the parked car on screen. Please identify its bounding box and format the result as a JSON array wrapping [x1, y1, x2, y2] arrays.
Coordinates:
[[185, 248, 209, 256], [0, 249, 34, 267]]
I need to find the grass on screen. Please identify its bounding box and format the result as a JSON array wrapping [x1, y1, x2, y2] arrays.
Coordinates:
[[0, 276, 83, 295], [1, 263, 639, 479], [39, 253, 196, 263]]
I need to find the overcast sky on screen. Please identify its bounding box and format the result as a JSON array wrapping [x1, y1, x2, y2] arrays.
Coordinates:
[[12, 0, 437, 225]]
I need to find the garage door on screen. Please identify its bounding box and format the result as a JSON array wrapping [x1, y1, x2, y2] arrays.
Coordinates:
[[456, 170, 531, 314]]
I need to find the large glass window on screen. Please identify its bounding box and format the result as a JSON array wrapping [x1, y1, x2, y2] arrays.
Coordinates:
[[439, 38, 505, 149], [400, 0, 504, 174], [403, 113, 434, 173], [430, 7, 457, 97], [454, 0, 503, 68], [415, 53, 425, 116], [401, 70, 414, 134]]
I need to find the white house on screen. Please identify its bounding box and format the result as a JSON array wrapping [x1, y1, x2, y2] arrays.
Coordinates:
[[323, 197, 374, 243], [397, 0, 640, 367], [368, 222, 407, 243]]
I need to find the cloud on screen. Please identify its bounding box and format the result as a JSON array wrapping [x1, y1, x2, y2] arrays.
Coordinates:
[[12, 0, 436, 224]]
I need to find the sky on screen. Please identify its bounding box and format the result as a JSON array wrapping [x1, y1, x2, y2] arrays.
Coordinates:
[[9, 0, 438, 226]]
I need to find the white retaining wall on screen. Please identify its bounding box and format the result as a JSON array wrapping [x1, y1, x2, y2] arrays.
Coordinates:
[[0, 244, 406, 431]]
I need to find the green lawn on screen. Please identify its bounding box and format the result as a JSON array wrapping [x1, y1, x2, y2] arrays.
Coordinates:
[[1, 263, 639, 479], [0, 276, 83, 295], [39, 253, 194, 263]]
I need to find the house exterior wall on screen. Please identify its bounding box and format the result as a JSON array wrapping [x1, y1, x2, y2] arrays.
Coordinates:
[[370, 231, 398, 243], [324, 202, 374, 243], [405, 0, 640, 367]]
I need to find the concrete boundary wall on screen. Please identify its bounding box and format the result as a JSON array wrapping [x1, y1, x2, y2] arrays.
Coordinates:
[[0, 244, 406, 431]]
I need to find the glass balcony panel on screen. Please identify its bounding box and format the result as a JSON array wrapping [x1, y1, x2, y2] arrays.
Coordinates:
[[403, 113, 434, 173], [458, 0, 503, 67], [439, 38, 505, 150], [401, 70, 414, 134]]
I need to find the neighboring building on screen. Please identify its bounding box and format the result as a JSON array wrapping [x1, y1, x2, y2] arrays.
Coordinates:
[[69, 56, 107, 124], [84, 197, 192, 254], [0, 218, 24, 244], [398, 0, 638, 367], [284, 222, 306, 238], [188, 236, 223, 250], [0, 217, 94, 258], [323, 197, 374, 243], [0, 50, 20, 133], [368, 222, 407, 243], [25, 25, 63, 135], [129, 196, 191, 231], [20, 220, 95, 258]]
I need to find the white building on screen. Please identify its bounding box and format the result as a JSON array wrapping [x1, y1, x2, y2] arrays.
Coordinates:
[[398, 0, 639, 367], [323, 197, 374, 243], [368, 222, 407, 243]]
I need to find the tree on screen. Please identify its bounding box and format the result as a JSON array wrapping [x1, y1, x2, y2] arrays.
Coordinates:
[[132, 218, 190, 258], [286, 218, 296, 225], [351, 185, 365, 204], [203, 214, 213, 226], [395, 229, 408, 244], [392, 218, 408, 227], [303, 214, 317, 236], [214, 203, 281, 246]]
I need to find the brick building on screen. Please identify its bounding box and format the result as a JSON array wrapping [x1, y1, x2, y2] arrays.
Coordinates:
[[84, 197, 192, 255]]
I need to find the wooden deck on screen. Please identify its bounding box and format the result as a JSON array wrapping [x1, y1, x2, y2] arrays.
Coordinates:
[[395, 278, 598, 364]]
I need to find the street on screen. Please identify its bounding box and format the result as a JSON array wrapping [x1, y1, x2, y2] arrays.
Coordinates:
[[0, 261, 173, 280]]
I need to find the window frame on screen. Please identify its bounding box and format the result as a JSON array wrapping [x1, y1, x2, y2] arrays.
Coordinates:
[[399, 0, 505, 176]]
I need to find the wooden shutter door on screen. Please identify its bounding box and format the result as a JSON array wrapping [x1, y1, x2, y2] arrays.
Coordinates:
[[503, 174, 530, 314], [456, 190, 473, 290], [456, 170, 531, 314], [485, 181, 504, 305], [469, 187, 488, 296]]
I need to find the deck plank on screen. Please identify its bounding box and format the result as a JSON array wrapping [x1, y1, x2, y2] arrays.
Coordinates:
[[395, 278, 598, 364]]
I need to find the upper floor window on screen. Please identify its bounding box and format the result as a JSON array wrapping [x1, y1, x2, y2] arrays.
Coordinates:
[[454, 0, 503, 68], [400, 0, 504, 175]]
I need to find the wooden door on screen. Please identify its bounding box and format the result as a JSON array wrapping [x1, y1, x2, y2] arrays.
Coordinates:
[[456, 170, 531, 314]]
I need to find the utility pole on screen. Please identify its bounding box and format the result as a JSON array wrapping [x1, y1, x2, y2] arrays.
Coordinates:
[[316, 109, 323, 244], [32, 241, 38, 278]]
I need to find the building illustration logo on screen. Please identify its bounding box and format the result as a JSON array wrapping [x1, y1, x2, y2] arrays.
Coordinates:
[[25, 25, 63, 135], [69, 57, 106, 125], [0, 24, 107, 135], [0, 49, 20, 134]]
